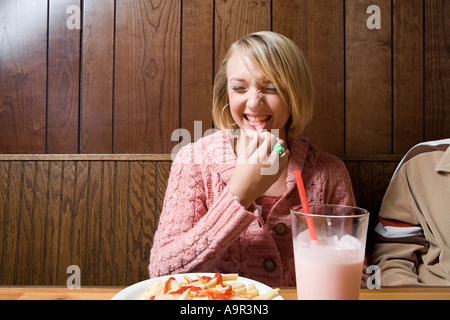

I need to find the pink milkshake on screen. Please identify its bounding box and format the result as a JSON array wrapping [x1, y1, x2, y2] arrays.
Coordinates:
[[293, 232, 364, 299], [291, 205, 369, 300]]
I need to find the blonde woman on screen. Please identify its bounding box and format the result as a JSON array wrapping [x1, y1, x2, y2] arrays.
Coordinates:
[[149, 31, 356, 286]]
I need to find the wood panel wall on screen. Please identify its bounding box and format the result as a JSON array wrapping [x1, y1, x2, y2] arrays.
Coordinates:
[[1, 0, 449, 155], [0, 155, 171, 286], [0, 154, 398, 285]]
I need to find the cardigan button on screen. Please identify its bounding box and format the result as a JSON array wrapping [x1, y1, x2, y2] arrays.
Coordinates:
[[263, 258, 277, 272], [274, 223, 288, 235]]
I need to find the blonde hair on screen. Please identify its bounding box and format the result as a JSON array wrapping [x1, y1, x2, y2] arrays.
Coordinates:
[[212, 31, 313, 138]]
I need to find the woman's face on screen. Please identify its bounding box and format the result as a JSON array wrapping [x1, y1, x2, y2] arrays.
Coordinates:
[[226, 51, 290, 140]]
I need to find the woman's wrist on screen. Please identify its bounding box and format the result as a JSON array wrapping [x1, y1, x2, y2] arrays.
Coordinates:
[[229, 187, 253, 209]]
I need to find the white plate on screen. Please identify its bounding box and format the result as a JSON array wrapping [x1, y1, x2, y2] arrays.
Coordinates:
[[111, 273, 283, 300]]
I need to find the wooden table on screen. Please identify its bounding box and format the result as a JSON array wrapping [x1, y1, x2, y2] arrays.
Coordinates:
[[1, 286, 450, 300]]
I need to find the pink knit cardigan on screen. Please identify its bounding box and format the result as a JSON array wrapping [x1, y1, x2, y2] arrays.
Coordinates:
[[148, 130, 356, 286]]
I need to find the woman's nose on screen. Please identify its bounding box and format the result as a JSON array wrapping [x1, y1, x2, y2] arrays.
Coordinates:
[[246, 89, 263, 108]]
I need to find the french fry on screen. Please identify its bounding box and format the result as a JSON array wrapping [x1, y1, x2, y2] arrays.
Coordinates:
[[221, 273, 239, 281], [178, 288, 192, 300], [195, 275, 208, 287], [233, 287, 247, 296], [142, 280, 163, 299], [205, 278, 218, 288], [252, 288, 280, 300], [230, 282, 245, 290], [242, 288, 259, 299], [169, 279, 180, 292]]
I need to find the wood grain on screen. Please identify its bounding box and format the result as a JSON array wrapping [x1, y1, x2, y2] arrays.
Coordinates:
[[393, 0, 424, 153], [47, 0, 81, 153], [0, 154, 397, 285], [346, 0, 392, 154], [425, 0, 450, 140], [80, 0, 115, 153], [181, 0, 214, 139], [1, 1, 449, 154], [0, 0, 48, 153], [58, 161, 76, 283], [99, 161, 115, 285], [0, 161, 10, 283], [214, 0, 271, 71], [29, 161, 49, 284], [0, 156, 173, 286], [15, 162, 35, 284], [42, 162, 62, 285], [274, 0, 345, 154], [1, 162, 22, 284], [114, 0, 180, 153], [84, 161, 102, 285]]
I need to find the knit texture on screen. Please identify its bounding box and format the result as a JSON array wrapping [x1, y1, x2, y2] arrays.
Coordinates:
[[149, 130, 356, 286]]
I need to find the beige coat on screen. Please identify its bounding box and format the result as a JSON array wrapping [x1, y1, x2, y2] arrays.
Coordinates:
[[370, 139, 450, 286]]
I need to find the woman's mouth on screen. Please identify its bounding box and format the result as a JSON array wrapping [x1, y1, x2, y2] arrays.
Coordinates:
[[244, 114, 271, 128]]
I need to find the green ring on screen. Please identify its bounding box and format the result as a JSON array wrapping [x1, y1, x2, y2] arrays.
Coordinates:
[[273, 143, 285, 156]]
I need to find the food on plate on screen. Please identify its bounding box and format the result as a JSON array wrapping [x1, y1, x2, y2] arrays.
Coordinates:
[[142, 273, 280, 300]]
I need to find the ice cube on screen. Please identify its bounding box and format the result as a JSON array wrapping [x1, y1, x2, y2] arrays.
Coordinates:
[[332, 234, 361, 250]]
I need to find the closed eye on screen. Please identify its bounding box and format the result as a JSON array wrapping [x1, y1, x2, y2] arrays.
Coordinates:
[[265, 87, 278, 93], [232, 86, 246, 92]]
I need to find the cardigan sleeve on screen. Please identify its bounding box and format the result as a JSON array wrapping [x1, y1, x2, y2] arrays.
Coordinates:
[[148, 144, 258, 278]]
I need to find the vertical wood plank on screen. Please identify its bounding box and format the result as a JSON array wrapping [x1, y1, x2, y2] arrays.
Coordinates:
[[0, 0, 47, 153], [114, 0, 181, 153], [58, 161, 76, 285], [346, 0, 392, 154], [47, 0, 81, 153], [99, 161, 115, 285], [72, 161, 89, 284], [141, 161, 157, 280], [29, 162, 50, 285], [43, 161, 63, 285], [215, 0, 271, 70], [425, 0, 450, 140], [0, 162, 11, 283], [15, 162, 36, 284], [127, 161, 144, 284], [84, 161, 102, 285], [81, 0, 115, 153], [273, 0, 345, 154], [181, 0, 214, 139], [1, 162, 22, 284], [393, 0, 424, 153], [113, 162, 128, 285]]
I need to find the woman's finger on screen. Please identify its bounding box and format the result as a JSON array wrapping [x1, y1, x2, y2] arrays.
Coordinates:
[[237, 131, 260, 164]]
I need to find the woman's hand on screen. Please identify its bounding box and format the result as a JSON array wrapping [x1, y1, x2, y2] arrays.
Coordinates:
[[228, 130, 290, 209]]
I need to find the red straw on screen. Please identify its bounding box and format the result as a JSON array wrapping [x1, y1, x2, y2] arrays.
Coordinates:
[[294, 170, 318, 244]]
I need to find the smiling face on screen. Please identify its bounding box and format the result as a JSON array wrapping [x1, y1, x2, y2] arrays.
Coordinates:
[[226, 51, 290, 140]]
